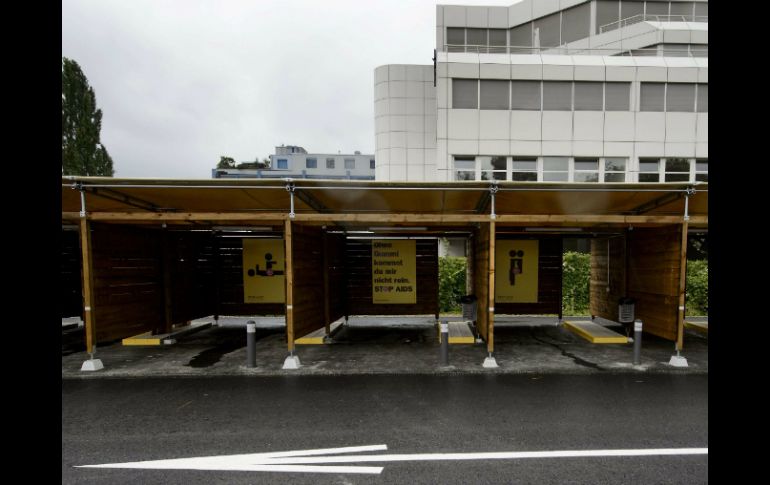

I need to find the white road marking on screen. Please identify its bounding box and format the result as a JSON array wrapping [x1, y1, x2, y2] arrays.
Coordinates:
[[76, 444, 707, 475]]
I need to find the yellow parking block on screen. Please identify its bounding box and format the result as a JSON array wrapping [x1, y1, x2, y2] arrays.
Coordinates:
[[563, 320, 629, 344], [684, 320, 708, 334]]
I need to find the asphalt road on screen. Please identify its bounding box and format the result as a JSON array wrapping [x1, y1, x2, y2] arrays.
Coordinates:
[[62, 374, 707, 484]]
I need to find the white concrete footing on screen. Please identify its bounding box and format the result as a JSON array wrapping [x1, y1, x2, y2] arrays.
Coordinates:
[[80, 359, 104, 371], [668, 355, 689, 367], [282, 355, 301, 370], [482, 356, 499, 368]]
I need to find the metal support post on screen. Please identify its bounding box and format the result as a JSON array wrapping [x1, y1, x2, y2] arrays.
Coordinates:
[[285, 180, 296, 219], [489, 183, 498, 220], [246, 320, 256, 368], [440, 320, 449, 366], [633, 319, 642, 366]]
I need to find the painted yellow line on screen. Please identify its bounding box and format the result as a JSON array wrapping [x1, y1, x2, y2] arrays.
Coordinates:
[[122, 332, 163, 346], [563, 321, 629, 344], [296, 321, 342, 345]]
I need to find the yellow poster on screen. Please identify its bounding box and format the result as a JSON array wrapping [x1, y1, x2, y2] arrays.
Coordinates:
[[372, 239, 417, 304], [495, 240, 539, 303], [242, 239, 286, 303]]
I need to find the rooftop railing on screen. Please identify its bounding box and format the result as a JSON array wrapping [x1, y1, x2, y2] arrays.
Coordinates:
[[599, 14, 708, 34], [443, 44, 707, 58]]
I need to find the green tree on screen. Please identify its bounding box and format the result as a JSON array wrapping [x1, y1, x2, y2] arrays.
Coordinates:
[[562, 251, 591, 315], [217, 156, 236, 169], [439, 256, 467, 313], [686, 259, 708, 316], [61, 57, 114, 176]]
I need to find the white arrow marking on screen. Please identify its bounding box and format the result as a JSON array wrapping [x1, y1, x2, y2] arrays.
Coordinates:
[[76, 444, 707, 475]]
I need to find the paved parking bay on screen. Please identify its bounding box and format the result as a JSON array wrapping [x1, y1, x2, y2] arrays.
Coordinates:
[[61, 315, 708, 378]]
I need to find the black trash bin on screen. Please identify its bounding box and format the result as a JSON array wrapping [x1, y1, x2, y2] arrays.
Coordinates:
[[618, 297, 635, 323], [460, 295, 478, 322]]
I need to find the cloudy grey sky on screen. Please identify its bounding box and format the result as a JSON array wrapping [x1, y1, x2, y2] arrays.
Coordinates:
[[62, 0, 511, 178]]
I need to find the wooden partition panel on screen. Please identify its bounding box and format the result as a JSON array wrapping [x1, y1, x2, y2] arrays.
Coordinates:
[[473, 224, 491, 342], [91, 224, 164, 343], [589, 236, 627, 321], [627, 226, 681, 341], [61, 230, 82, 318], [345, 238, 438, 316], [291, 225, 326, 339], [216, 236, 285, 316], [495, 236, 562, 315], [326, 233, 347, 325], [168, 231, 217, 326]]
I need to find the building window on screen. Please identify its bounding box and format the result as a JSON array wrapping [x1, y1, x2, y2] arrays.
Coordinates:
[[542, 156, 569, 181], [511, 157, 538, 181], [480, 80, 509, 110], [509, 23, 532, 53], [543, 81, 572, 110], [452, 79, 478, 109], [561, 2, 591, 44], [454, 157, 476, 180], [277, 159, 288, 169], [664, 158, 691, 182], [534, 12, 560, 48], [605, 82, 630, 111], [640, 83, 665, 112], [511, 81, 541, 110], [306, 157, 317, 169], [666, 83, 696, 112], [645, 1, 670, 18], [573, 158, 599, 182], [326, 157, 335, 169], [696, 84, 708, 113], [695, 158, 708, 182], [344, 158, 355, 169], [488, 29, 507, 53], [479, 156, 507, 181], [466, 28, 486, 53], [638, 158, 661, 182], [574, 82, 603, 111], [603, 157, 627, 182], [596, 0, 620, 34], [447, 27, 465, 52], [370, 159, 375, 169]]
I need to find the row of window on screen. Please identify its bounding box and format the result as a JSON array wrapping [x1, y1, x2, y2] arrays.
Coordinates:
[[620, 43, 708, 58], [276, 158, 376, 170], [453, 155, 707, 183], [451, 79, 708, 113], [445, 2, 707, 53]]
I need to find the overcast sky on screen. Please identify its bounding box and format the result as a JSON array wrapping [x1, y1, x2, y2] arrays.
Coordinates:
[[62, 0, 512, 178]]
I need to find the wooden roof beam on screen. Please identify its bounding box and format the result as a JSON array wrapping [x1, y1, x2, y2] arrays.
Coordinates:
[[629, 191, 683, 215], [294, 188, 330, 213], [88, 187, 165, 212]]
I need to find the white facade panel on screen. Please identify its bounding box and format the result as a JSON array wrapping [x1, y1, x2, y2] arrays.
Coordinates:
[[466, 6, 487, 27], [407, 164, 424, 181], [542, 64, 574, 80], [665, 113, 697, 143], [407, 148, 425, 164], [480, 63, 511, 79], [636, 67, 668, 82], [603, 142, 634, 158], [406, 81, 425, 98], [437, 108, 448, 137], [605, 66, 636, 82], [390, 148, 407, 164], [663, 30, 692, 44], [406, 98, 424, 115], [635, 142, 665, 157], [375, 66, 388, 84], [667, 67, 698, 83], [425, 147, 437, 165], [443, 5, 466, 26], [635, 113, 666, 141], [390, 131, 407, 148], [448, 62, 480, 78], [508, 0, 533, 26], [448, 110, 479, 139], [389, 98, 407, 116], [574, 65, 605, 81], [542, 111, 573, 140], [664, 142, 696, 158], [510, 140, 542, 155], [423, 163, 438, 181], [541, 141, 571, 155], [375, 99, 388, 117], [695, 143, 707, 158], [488, 7, 509, 28], [389, 81, 407, 98], [406, 68, 425, 82], [697, 67, 708, 83], [696, 114, 708, 144], [408, 132, 425, 148], [390, 115, 406, 132], [374, 116, 388, 134], [407, 115, 424, 133], [479, 110, 511, 140], [533, 0, 560, 19], [573, 140, 604, 156], [389, 65, 407, 81], [479, 139, 510, 154], [604, 112, 635, 141], [448, 139, 479, 155], [376, 133, 389, 148], [691, 29, 708, 44], [511, 63, 543, 80], [424, 132, 437, 149], [390, 164, 407, 180], [375, 83, 388, 100], [424, 97, 437, 115], [511, 111, 542, 140], [573, 112, 604, 140]]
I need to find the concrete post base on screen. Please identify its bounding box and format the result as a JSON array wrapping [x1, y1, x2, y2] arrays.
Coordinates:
[[482, 356, 499, 368], [81, 359, 104, 372], [282, 355, 301, 370], [668, 355, 689, 367]]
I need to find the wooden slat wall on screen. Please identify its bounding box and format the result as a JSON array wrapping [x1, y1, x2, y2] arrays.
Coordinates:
[[326, 233, 347, 324], [216, 237, 285, 316], [474, 225, 490, 341], [291, 225, 326, 339], [61, 230, 82, 318], [589, 236, 627, 321], [495, 236, 562, 315], [627, 226, 681, 341], [168, 232, 217, 325], [345, 238, 438, 315], [91, 224, 164, 342]]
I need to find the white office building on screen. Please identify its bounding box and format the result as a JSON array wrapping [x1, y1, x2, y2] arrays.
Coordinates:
[[213, 145, 375, 180], [374, 0, 707, 183]]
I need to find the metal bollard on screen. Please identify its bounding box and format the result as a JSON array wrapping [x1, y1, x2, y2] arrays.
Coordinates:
[[246, 320, 256, 368], [633, 319, 642, 365], [440, 320, 449, 365]]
